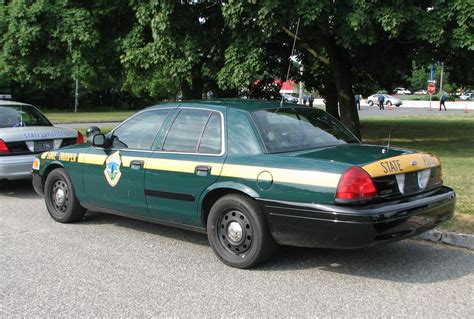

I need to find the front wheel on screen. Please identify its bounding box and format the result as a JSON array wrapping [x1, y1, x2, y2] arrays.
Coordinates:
[[386, 101, 392, 106], [368, 100, 374, 106], [207, 194, 277, 269], [44, 168, 85, 223]]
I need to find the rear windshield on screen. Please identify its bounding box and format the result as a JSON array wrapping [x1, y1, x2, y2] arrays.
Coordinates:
[[251, 108, 359, 153], [0, 105, 52, 128]]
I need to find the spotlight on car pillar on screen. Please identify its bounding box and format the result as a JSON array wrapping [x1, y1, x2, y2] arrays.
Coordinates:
[[86, 126, 101, 144]]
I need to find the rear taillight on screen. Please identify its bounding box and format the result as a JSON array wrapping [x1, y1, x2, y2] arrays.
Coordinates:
[[75, 132, 84, 144], [0, 139, 10, 155], [336, 167, 377, 201]]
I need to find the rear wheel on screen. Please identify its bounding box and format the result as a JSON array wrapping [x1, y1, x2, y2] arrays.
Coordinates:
[[207, 194, 277, 269], [44, 168, 85, 223]]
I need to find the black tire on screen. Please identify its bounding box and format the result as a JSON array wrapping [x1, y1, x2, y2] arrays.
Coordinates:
[[44, 168, 85, 223], [386, 101, 392, 106], [368, 100, 374, 106], [207, 194, 277, 269]]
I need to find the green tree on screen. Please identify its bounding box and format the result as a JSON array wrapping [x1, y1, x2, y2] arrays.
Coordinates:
[[0, 0, 134, 108], [219, 0, 474, 138], [121, 1, 234, 100]]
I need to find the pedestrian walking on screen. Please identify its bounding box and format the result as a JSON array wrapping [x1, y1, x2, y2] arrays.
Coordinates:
[[308, 95, 314, 107], [440, 94, 447, 111], [355, 95, 360, 110], [303, 95, 307, 105], [377, 94, 385, 110]]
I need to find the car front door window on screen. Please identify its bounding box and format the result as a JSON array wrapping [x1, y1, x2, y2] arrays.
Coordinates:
[[112, 109, 171, 150]]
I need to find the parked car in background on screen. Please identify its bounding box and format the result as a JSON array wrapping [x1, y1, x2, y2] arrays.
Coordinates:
[[414, 89, 428, 95], [0, 100, 83, 180], [366, 94, 403, 107], [460, 92, 473, 100], [393, 87, 412, 95], [281, 93, 298, 104]]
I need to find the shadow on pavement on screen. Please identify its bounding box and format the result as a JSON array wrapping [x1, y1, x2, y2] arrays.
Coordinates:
[[82, 211, 209, 247], [260, 241, 474, 284], [81, 211, 473, 284], [2, 180, 472, 284], [0, 180, 40, 199]]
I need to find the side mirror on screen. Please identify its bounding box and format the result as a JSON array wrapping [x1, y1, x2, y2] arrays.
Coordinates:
[[92, 134, 106, 147]]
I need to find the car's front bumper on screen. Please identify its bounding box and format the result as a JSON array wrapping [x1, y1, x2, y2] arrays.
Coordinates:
[[0, 154, 36, 180], [258, 186, 455, 249]]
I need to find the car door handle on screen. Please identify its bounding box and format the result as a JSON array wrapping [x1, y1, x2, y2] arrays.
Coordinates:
[[195, 165, 211, 176], [130, 160, 145, 169]]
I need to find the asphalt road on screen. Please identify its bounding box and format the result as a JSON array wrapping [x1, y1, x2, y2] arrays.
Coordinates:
[[1, 180, 473, 317]]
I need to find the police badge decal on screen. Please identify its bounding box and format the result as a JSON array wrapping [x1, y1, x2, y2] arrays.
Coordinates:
[[104, 151, 122, 187]]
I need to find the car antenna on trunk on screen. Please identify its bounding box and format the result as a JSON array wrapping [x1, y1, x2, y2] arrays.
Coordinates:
[[280, 17, 301, 108], [383, 133, 391, 154]]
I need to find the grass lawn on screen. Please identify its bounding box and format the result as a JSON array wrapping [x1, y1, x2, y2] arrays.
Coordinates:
[[45, 110, 135, 123], [361, 115, 474, 234], [78, 114, 474, 234]]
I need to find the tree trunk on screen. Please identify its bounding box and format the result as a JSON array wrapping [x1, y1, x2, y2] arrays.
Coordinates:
[[322, 77, 339, 119], [323, 37, 361, 139], [181, 63, 204, 100]]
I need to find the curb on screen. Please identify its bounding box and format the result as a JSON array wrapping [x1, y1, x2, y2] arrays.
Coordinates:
[[415, 229, 474, 250]]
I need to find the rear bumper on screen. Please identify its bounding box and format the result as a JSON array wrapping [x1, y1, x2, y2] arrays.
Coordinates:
[[0, 154, 36, 180], [258, 186, 455, 249]]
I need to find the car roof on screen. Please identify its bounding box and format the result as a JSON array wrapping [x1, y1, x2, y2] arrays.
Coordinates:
[[147, 99, 310, 113], [0, 100, 32, 107]]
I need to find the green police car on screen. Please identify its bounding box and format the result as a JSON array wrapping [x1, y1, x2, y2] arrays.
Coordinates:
[[32, 100, 455, 268]]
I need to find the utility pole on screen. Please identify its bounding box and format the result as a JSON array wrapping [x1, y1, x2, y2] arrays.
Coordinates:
[[298, 65, 304, 104], [439, 62, 444, 94], [74, 78, 79, 113]]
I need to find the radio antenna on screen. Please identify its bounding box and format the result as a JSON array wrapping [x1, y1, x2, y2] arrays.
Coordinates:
[[386, 133, 391, 152], [280, 17, 301, 108]]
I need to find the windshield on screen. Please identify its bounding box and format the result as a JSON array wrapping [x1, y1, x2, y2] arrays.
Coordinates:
[[0, 105, 52, 128], [251, 108, 359, 153]]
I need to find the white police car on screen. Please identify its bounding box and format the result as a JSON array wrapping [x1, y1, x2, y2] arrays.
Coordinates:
[[0, 99, 83, 180]]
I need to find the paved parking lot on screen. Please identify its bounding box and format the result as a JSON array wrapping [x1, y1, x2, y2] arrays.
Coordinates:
[[1, 180, 473, 317]]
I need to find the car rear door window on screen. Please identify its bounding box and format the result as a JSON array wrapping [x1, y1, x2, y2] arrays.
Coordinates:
[[198, 112, 222, 154], [112, 109, 170, 150], [162, 109, 222, 154]]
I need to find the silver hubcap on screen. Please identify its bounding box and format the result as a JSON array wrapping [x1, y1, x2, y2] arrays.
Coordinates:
[[54, 188, 65, 206], [227, 222, 243, 243]]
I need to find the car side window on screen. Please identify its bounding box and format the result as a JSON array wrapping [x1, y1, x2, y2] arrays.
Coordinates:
[[162, 109, 211, 153], [162, 109, 223, 154], [198, 112, 222, 154], [228, 110, 261, 155], [112, 109, 170, 150]]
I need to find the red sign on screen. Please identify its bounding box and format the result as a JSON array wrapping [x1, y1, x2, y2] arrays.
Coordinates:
[[427, 83, 436, 95]]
